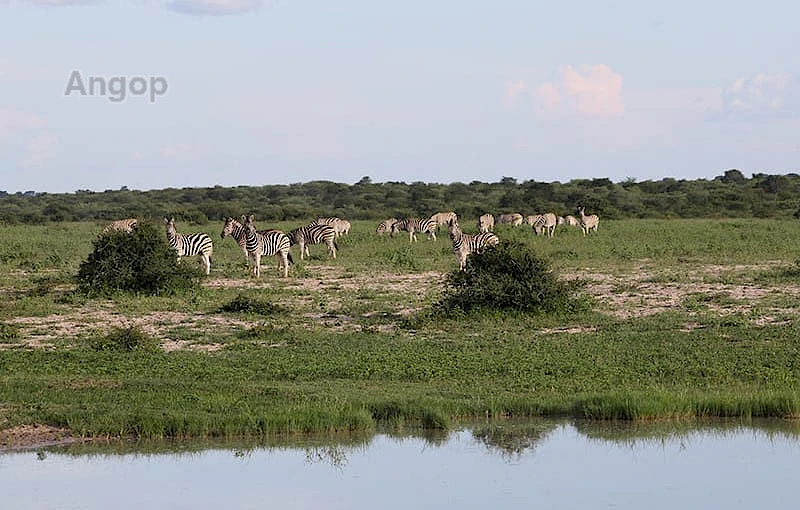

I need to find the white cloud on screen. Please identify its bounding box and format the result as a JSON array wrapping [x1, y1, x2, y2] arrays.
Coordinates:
[[163, 0, 263, 15], [0, 108, 46, 137], [532, 64, 625, 118], [717, 73, 800, 120], [161, 143, 195, 160], [503, 80, 527, 108]]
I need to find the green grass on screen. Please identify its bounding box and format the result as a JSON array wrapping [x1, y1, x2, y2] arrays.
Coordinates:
[[2, 218, 800, 439]]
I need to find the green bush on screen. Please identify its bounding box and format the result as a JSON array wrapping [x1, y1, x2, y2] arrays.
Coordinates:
[[437, 240, 588, 315], [77, 222, 202, 296], [219, 294, 284, 315], [92, 325, 160, 352], [0, 322, 20, 342]]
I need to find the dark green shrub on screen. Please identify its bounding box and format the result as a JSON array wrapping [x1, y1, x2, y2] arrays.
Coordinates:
[[219, 294, 284, 315], [92, 325, 160, 352], [77, 222, 202, 296], [0, 322, 20, 342], [437, 241, 588, 315]]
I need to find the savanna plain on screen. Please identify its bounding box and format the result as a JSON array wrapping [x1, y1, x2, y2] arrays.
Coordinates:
[[2, 218, 800, 447]]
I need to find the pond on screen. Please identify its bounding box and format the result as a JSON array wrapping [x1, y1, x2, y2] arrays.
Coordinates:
[[3, 420, 799, 509]]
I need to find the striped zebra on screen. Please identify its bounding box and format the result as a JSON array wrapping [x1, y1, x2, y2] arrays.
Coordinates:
[[430, 211, 457, 227], [376, 218, 398, 236], [220, 216, 282, 258], [390, 218, 438, 242], [497, 213, 524, 226], [311, 217, 351, 238], [564, 215, 580, 227], [524, 214, 543, 227], [241, 215, 292, 278], [532, 213, 557, 237], [447, 219, 499, 270], [287, 224, 337, 260], [101, 218, 138, 235], [577, 207, 600, 236], [164, 217, 213, 275], [478, 213, 494, 233], [334, 219, 351, 236]]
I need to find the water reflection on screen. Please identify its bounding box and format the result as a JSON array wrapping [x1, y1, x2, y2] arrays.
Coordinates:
[[3, 419, 799, 510]]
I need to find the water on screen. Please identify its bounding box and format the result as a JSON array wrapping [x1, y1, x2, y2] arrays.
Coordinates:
[[2, 420, 799, 510]]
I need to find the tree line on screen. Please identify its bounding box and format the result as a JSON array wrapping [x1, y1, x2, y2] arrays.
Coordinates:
[[1, 170, 798, 225]]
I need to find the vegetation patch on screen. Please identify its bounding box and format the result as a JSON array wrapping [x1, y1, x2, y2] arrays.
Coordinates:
[[0, 322, 19, 342], [218, 294, 285, 315], [437, 241, 589, 315], [91, 325, 160, 352], [77, 223, 202, 296]]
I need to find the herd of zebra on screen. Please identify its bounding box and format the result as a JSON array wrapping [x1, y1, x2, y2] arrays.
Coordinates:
[[100, 207, 599, 277]]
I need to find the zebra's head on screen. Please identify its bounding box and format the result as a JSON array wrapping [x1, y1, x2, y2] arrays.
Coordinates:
[[286, 229, 299, 245], [447, 218, 461, 236], [221, 217, 237, 239], [164, 217, 176, 234], [241, 215, 257, 234]]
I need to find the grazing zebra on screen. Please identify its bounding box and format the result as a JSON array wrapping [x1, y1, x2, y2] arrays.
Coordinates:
[[242, 215, 292, 278], [334, 219, 351, 236], [564, 215, 580, 227], [164, 217, 213, 275], [532, 213, 558, 237], [312, 217, 351, 238], [390, 218, 438, 242], [577, 207, 600, 236], [101, 218, 138, 235], [478, 213, 495, 233], [376, 218, 398, 235], [557, 216, 566, 225], [287, 224, 337, 259], [430, 211, 457, 227], [524, 214, 543, 227], [447, 219, 500, 270], [220, 216, 282, 258], [497, 213, 524, 226]]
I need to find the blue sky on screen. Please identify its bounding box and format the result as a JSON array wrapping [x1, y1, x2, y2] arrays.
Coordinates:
[[1, 1, 798, 192]]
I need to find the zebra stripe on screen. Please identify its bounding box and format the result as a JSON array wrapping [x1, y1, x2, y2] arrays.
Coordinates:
[[532, 213, 557, 237], [221, 217, 282, 258], [447, 219, 499, 270], [430, 211, 457, 226], [101, 218, 138, 235], [577, 207, 599, 236], [376, 218, 398, 235], [287, 224, 337, 259], [497, 213, 524, 226], [334, 219, 351, 236], [478, 213, 494, 233], [310, 217, 350, 238], [390, 218, 438, 242], [242, 215, 292, 278], [164, 217, 213, 275]]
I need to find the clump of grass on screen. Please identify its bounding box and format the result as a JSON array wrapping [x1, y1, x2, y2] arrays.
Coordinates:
[[92, 325, 160, 352], [77, 223, 202, 297], [437, 240, 589, 315], [0, 322, 20, 342], [219, 294, 284, 315], [384, 247, 418, 270]]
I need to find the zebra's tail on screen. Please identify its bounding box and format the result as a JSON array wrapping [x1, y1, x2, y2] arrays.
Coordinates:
[[287, 252, 294, 265], [334, 240, 339, 251]]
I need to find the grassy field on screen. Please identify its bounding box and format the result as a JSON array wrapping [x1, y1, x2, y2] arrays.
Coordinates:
[[2, 218, 800, 441]]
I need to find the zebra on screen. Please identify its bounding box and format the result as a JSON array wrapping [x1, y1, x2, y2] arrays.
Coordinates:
[[220, 216, 282, 258], [577, 207, 600, 236], [532, 213, 558, 237], [101, 218, 138, 235], [376, 218, 398, 235], [287, 224, 337, 260], [478, 213, 495, 233], [447, 219, 499, 270], [524, 214, 544, 227], [564, 215, 580, 227], [430, 211, 458, 228], [164, 217, 213, 275], [497, 213, 524, 226], [390, 218, 438, 242], [311, 217, 351, 238], [334, 219, 351, 236], [241, 215, 292, 278]]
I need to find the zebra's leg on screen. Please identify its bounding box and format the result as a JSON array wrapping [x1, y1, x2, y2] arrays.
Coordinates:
[[253, 253, 262, 278], [202, 254, 211, 275], [279, 252, 289, 277], [429, 230, 436, 241]]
